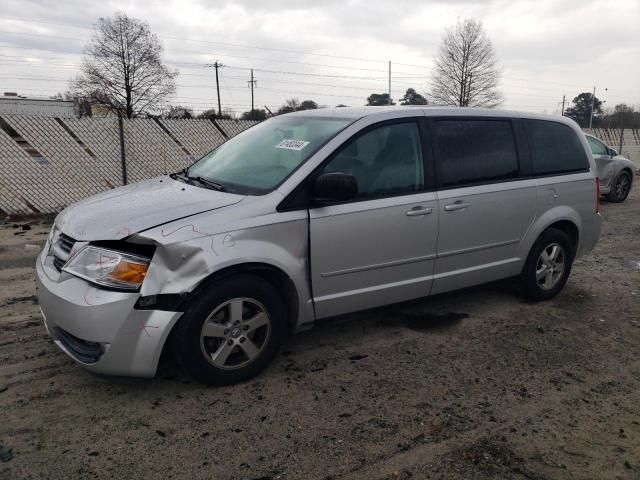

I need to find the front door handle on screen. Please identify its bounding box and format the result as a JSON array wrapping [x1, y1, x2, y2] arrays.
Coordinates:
[[444, 201, 470, 212], [406, 206, 433, 216]]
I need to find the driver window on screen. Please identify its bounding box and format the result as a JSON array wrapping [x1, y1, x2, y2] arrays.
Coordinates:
[[587, 136, 608, 155], [321, 122, 424, 200]]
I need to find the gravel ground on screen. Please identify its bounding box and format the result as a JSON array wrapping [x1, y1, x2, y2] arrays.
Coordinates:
[[1, 191, 639, 480]]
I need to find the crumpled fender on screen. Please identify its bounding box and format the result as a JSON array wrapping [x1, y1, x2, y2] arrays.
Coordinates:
[[133, 198, 314, 329]]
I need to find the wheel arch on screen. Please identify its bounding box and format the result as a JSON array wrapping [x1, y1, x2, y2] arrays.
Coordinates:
[[180, 262, 300, 333], [620, 167, 634, 181], [544, 220, 579, 258], [520, 209, 582, 267], [158, 262, 302, 370]]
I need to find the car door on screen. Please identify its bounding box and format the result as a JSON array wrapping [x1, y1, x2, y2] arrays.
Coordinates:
[[586, 135, 615, 186], [431, 118, 537, 295], [309, 119, 439, 319]]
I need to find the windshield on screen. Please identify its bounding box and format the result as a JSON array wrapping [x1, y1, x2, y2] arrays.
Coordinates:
[[188, 115, 353, 194]]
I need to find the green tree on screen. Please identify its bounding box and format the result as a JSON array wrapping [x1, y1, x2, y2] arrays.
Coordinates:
[[197, 108, 233, 120], [165, 106, 194, 119], [367, 93, 394, 106], [298, 100, 319, 110], [565, 92, 602, 127], [241, 109, 267, 121], [277, 98, 319, 114], [400, 88, 428, 105]]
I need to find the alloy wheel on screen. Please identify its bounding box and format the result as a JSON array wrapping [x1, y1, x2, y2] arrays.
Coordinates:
[[536, 243, 566, 291], [615, 173, 631, 200], [200, 298, 271, 370]]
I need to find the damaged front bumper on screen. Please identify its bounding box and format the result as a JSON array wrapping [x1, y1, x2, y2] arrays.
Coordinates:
[[36, 249, 182, 378]]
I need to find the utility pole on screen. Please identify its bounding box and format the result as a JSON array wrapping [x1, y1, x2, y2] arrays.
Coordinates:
[[388, 61, 392, 105], [206, 61, 224, 117], [248, 69, 257, 117], [117, 116, 128, 185], [589, 86, 596, 129], [560, 94, 566, 116]]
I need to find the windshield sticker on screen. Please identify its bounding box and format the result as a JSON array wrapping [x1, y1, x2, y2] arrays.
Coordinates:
[[275, 139, 310, 151]]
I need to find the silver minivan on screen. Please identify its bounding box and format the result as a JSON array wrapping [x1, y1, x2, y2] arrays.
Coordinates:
[[36, 107, 602, 384]]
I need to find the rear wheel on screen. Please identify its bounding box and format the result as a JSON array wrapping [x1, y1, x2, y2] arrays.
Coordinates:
[[171, 274, 286, 385], [520, 228, 574, 301], [606, 171, 632, 203]]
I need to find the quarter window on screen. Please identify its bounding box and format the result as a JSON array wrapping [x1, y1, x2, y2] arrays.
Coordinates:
[[321, 122, 424, 200], [433, 119, 519, 187], [524, 120, 590, 175]]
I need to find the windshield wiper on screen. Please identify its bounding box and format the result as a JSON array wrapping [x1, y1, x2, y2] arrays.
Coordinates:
[[192, 176, 226, 191], [170, 168, 225, 191], [169, 168, 192, 183]]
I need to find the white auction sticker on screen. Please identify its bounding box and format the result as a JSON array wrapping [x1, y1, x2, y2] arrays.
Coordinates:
[[275, 139, 310, 151]]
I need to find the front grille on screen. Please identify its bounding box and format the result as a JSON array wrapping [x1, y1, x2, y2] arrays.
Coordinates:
[[58, 233, 75, 254], [54, 327, 104, 364], [52, 233, 76, 271], [52, 256, 66, 271]]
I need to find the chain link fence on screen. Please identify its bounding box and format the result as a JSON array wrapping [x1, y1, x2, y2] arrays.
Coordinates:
[[0, 115, 638, 217], [0, 115, 258, 216]]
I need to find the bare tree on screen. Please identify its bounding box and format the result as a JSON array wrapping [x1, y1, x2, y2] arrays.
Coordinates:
[[73, 12, 177, 118], [430, 19, 503, 108]]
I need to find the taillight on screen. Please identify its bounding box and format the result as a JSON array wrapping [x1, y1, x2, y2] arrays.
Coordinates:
[[595, 177, 600, 213]]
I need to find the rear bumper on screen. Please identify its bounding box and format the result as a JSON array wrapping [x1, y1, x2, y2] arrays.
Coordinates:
[[36, 250, 182, 378]]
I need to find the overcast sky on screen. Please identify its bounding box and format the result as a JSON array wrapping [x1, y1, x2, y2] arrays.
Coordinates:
[[1, 0, 638, 115]]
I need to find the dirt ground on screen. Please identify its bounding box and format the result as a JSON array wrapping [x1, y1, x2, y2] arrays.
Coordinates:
[[1, 191, 639, 480]]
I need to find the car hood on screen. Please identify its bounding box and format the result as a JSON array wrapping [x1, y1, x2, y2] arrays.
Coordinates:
[[55, 176, 246, 241]]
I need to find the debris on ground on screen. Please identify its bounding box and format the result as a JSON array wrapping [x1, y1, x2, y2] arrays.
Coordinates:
[[6, 295, 39, 305], [0, 445, 13, 462]]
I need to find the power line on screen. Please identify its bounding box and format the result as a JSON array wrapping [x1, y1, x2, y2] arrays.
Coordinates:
[[1, 16, 389, 64], [1, 19, 638, 97], [0, 30, 402, 74], [2, 20, 637, 109]]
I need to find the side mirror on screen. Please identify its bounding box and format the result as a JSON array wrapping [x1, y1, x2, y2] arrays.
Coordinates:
[[312, 172, 358, 204], [608, 148, 618, 157]]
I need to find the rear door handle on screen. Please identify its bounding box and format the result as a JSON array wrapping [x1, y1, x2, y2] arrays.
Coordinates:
[[444, 201, 470, 212], [406, 206, 433, 216]]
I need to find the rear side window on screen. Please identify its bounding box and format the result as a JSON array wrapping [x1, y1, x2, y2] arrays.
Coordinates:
[[433, 119, 519, 188], [524, 120, 589, 175]]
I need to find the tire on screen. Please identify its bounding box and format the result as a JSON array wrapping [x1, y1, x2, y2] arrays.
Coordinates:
[[520, 228, 574, 301], [605, 171, 632, 203], [171, 274, 286, 385]]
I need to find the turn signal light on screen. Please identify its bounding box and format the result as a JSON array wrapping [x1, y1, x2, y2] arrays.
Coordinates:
[[110, 261, 148, 284]]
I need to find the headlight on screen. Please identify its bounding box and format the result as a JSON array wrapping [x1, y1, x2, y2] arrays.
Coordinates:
[[47, 225, 58, 246], [63, 245, 150, 290]]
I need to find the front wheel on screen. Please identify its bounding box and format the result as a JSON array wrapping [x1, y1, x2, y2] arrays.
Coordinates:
[[520, 229, 574, 301], [171, 274, 286, 385], [606, 171, 632, 203]]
